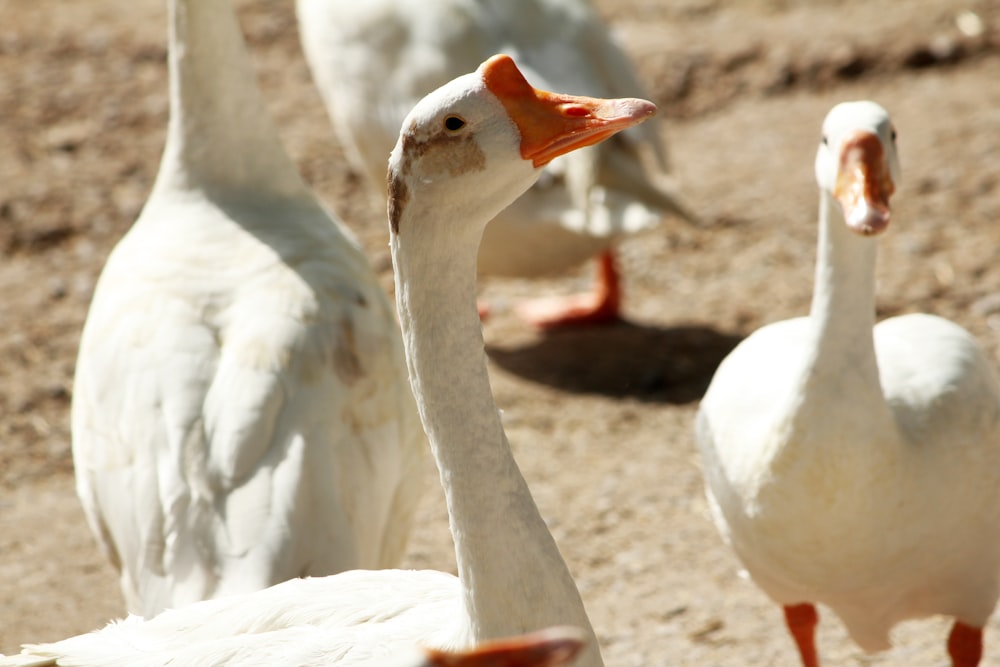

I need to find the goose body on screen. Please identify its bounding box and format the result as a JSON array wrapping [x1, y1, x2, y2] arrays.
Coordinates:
[[296, 0, 691, 326], [696, 101, 1000, 666], [70, 0, 424, 618], [3, 55, 655, 666], [1, 606, 583, 667]]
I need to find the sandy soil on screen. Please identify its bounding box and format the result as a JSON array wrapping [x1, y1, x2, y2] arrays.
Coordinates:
[[3, 0, 1000, 664]]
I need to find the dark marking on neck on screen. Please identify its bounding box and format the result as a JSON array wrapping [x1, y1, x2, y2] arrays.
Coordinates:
[[387, 165, 408, 235], [387, 125, 416, 235], [387, 124, 487, 235]]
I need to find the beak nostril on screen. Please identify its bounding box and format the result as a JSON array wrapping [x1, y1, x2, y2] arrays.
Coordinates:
[[562, 106, 590, 118]]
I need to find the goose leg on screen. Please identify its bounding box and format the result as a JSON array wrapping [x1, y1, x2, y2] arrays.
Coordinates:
[[516, 250, 622, 328], [948, 621, 983, 667], [783, 603, 820, 667]]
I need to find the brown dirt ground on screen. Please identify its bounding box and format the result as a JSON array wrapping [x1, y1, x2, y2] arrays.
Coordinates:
[[3, 0, 1000, 665]]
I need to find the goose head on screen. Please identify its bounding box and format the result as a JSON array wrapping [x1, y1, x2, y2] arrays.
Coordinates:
[[815, 101, 900, 236], [387, 54, 656, 236]]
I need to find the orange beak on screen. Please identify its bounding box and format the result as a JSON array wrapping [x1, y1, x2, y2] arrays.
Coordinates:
[[423, 626, 585, 667], [834, 130, 895, 235], [481, 54, 656, 168]]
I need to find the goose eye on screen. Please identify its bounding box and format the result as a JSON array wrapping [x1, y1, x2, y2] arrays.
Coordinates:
[[891, 127, 898, 142], [444, 115, 466, 132], [821, 136, 828, 146]]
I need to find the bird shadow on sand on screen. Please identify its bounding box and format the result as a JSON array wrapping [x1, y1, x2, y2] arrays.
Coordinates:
[[486, 320, 743, 405]]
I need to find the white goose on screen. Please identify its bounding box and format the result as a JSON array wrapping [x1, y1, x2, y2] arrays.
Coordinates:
[[696, 101, 1000, 667], [1, 54, 654, 666], [70, 0, 425, 618], [296, 0, 693, 327]]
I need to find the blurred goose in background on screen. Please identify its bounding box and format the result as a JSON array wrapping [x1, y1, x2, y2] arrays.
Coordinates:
[[70, 0, 425, 618], [696, 100, 1000, 667], [296, 0, 695, 327], [3, 54, 653, 667]]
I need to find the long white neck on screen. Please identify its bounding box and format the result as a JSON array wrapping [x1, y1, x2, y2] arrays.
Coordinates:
[[154, 0, 307, 198], [390, 196, 602, 666], [793, 189, 890, 430]]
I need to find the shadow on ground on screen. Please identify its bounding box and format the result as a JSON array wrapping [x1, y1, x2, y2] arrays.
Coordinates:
[[487, 320, 743, 404]]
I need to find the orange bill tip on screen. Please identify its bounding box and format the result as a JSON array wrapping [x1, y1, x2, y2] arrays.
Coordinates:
[[423, 625, 586, 667]]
